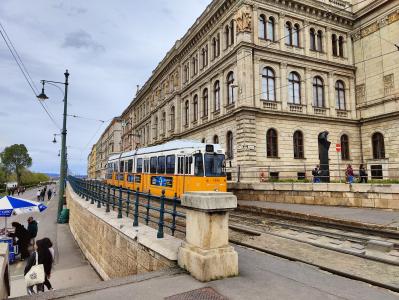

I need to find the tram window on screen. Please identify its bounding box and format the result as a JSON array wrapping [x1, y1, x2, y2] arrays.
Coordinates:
[[194, 153, 204, 176], [127, 159, 133, 173], [150, 157, 157, 173], [158, 156, 166, 174], [178, 157, 184, 174], [144, 159, 149, 173], [204, 154, 225, 176], [120, 161, 124, 173], [166, 155, 176, 174], [185, 157, 192, 175], [137, 158, 143, 173]]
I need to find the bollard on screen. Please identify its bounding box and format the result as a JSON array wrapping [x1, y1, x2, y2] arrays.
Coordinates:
[[145, 190, 151, 225], [133, 188, 139, 227], [178, 192, 238, 282], [112, 188, 116, 210], [90, 181, 95, 205], [157, 190, 165, 239], [117, 187, 123, 219], [126, 190, 130, 217], [106, 186, 111, 213], [97, 182, 102, 208]]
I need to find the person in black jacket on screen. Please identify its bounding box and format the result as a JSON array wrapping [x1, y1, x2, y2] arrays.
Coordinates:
[[24, 239, 54, 294], [8, 222, 31, 260]]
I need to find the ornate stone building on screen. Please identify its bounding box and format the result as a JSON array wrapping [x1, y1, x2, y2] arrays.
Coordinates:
[[109, 0, 399, 181]]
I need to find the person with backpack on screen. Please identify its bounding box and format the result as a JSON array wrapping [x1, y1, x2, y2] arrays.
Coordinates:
[[27, 217, 38, 245], [24, 239, 54, 294], [312, 165, 321, 183]]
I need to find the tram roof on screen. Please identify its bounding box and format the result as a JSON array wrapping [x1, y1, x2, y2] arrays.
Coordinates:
[[108, 140, 223, 161]]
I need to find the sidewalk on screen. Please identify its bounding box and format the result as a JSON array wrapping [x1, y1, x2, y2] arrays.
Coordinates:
[[9, 187, 101, 298], [238, 201, 399, 229]]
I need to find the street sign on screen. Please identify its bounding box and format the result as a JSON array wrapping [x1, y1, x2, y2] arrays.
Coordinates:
[[336, 143, 341, 152]]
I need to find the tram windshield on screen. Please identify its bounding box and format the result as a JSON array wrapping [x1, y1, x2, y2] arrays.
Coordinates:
[[204, 154, 225, 177]]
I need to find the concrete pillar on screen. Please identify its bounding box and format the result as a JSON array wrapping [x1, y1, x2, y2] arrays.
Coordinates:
[[178, 192, 238, 282]]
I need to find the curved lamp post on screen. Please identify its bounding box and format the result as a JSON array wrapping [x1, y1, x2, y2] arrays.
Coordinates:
[[37, 70, 69, 223]]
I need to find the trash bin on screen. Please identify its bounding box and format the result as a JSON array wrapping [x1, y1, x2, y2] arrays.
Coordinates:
[[58, 208, 69, 224]]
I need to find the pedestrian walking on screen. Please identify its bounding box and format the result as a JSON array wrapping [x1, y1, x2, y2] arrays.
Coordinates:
[[345, 164, 355, 184], [47, 189, 52, 201], [27, 217, 38, 246], [41, 238, 54, 291], [312, 165, 321, 183], [40, 189, 46, 202], [36, 189, 41, 201], [24, 239, 54, 294], [359, 164, 368, 183], [8, 222, 31, 260]]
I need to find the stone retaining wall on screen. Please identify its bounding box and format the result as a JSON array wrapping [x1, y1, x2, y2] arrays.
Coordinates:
[[229, 183, 399, 209], [66, 184, 181, 280]]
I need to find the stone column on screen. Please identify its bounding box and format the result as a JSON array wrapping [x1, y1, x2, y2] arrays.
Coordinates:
[[280, 63, 288, 111], [305, 67, 313, 114], [328, 72, 335, 116], [178, 192, 238, 282], [279, 13, 285, 50]]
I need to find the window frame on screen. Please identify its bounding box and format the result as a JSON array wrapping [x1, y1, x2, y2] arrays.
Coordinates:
[[203, 88, 209, 117], [266, 128, 278, 158], [261, 67, 276, 101], [313, 76, 325, 108], [259, 14, 266, 39], [193, 95, 198, 122], [341, 134, 350, 160], [293, 130, 304, 159], [288, 72, 301, 104], [227, 72, 235, 105], [166, 155, 176, 174], [335, 80, 346, 110], [226, 131, 234, 159], [372, 132, 385, 159], [214, 81, 221, 111]]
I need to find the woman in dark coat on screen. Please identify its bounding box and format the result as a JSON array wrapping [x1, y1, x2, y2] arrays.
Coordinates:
[[24, 239, 54, 294], [9, 222, 31, 260]]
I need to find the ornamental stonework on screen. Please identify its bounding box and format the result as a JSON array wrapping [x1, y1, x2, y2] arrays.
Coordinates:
[[384, 74, 394, 96], [235, 5, 252, 33], [352, 10, 399, 41], [356, 84, 366, 103]]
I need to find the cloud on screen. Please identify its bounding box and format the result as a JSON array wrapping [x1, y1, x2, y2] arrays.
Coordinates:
[[62, 30, 105, 52], [0, 112, 9, 117]]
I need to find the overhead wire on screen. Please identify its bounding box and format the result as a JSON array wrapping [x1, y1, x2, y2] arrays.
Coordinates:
[[0, 21, 61, 129]]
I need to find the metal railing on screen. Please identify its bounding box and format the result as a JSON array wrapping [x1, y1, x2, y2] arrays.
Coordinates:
[[226, 162, 399, 183], [67, 176, 186, 238]]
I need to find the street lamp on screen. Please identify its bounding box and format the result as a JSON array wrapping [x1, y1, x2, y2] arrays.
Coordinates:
[[52, 133, 61, 144], [37, 70, 69, 223]]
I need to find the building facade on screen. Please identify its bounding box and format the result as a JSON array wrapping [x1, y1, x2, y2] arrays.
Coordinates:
[[87, 145, 97, 179], [102, 0, 398, 181]]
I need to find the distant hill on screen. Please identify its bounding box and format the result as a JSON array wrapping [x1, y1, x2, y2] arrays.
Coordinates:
[[45, 173, 60, 179]]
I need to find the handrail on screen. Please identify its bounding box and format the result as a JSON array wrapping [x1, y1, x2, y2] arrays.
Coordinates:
[[67, 176, 186, 238]]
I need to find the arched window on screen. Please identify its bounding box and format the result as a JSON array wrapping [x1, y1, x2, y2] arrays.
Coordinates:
[[170, 106, 175, 131], [261, 67, 275, 101], [335, 80, 346, 110], [201, 46, 208, 68], [193, 95, 198, 122], [372, 132, 385, 159], [310, 28, 316, 50], [212, 37, 217, 58], [341, 134, 350, 160], [288, 72, 301, 104], [268, 17, 275, 41], [225, 25, 230, 48], [213, 135, 219, 144], [161, 111, 166, 134], [285, 22, 292, 45], [293, 24, 300, 47], [216, 33, 220, 56], [184, 100, 189, 126], [227, 72, 235, 105], [266, 129, 278, 158], [293, 130, 304, 159], [313, 76, 324, 107], [184, 64, 189, 83], [332, 34, 338, 56], [317, 30, 323, 52], [203, 88, 209, 117], [230, 20, 235, 44], [154, 116, 158, 139], [338, 36, 344, 57], [214, 81, 220, 111], [259, 15, 266, 39], [226, 131, 234, 159]]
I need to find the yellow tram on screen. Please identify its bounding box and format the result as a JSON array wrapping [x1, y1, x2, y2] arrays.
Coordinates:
[[106, 140, 227, 198]]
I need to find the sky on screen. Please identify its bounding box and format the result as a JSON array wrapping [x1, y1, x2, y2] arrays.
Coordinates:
[[0, 0, 211, 175]]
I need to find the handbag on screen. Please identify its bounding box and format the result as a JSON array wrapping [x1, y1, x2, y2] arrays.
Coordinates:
[[25, 252, 45, 287]]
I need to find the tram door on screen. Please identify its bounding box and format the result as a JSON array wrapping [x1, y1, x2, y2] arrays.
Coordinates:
[[176, 155, 192, 196]]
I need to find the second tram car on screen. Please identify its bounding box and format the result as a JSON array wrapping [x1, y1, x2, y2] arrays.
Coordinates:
[[106, 140, 226, 198]]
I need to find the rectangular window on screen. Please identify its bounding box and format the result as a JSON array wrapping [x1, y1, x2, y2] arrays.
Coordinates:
[[127, 159, 133, 173], [158, 156, 166, 174], [204, 154, 225, 177], [178, 157, 184, 174], [136, 158, 143, 173], [144, 159, 149, 173], [194, 153, 204, 176], [370, 165, 383, 179], [185, 157, 192, 175], [120, 161, 124, 173], [166, 155, 175, 174], [150, 157, 157, 173]]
